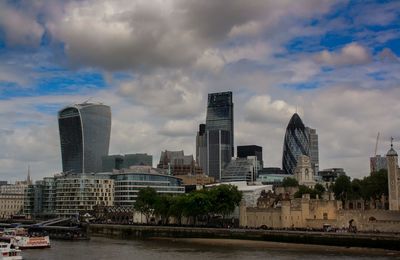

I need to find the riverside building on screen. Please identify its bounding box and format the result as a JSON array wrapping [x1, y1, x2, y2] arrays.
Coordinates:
[[111, 166, 185, 207], [58, 102, 111, 174], [56, 173, 114, 217]]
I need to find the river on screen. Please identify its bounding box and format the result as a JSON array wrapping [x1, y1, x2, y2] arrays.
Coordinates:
[[22, 236, 399, 260]]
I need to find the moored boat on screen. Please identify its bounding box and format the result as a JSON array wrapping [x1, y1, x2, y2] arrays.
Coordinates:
[[0, 242, 23, 260], [1, 229, 50, 249]]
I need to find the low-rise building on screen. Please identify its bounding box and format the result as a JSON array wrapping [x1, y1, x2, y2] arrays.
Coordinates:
[[111, 166, 185, 207], [221, 156, 259, 183], [157, 150, 203, 176]]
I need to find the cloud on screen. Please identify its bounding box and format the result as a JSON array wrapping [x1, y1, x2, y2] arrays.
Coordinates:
[[159, 120, 198, 137], [315, 43, 372, 66], [244, 95, 296, 125], [0, 2, 45, 47], [117, 70, 204, 118]]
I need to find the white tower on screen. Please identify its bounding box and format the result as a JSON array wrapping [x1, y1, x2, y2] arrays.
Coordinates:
[[386, 139, 399, 210]]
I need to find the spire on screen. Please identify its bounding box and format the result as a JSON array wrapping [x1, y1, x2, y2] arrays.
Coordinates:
[[387, 137, 398, 157]]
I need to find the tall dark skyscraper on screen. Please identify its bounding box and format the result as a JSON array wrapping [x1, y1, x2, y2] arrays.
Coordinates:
[[306, 127, 319, 175], [196, 124, 208, 174], [203, 91, 234, 181], [237, 145, 263, 165], [206, 92, 234, 157], [282, 113, 309, 175], [58, 102, 111, 173]]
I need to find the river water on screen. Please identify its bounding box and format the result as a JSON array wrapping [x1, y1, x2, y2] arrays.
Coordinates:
[[22, 236, 399, 260]]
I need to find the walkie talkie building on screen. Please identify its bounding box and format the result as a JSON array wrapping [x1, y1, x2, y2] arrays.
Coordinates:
[[282, 113, 309, 175], [58, 103, 111, 174]]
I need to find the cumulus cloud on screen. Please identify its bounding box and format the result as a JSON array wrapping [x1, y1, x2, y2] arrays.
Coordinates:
[[117, 71, 204, 118], [0, 2, 45, 47], [244, 95, 296, 125], [159, 120, 198, 137], [315, 43, 372, 66]]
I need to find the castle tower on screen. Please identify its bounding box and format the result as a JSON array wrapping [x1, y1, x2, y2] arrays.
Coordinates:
[[294, 155, 316, 188], [386, 139, 399, 210]]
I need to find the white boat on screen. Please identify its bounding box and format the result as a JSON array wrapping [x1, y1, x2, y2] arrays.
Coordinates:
[[1, 229, 50, 249], [0, 242, 23, 260]]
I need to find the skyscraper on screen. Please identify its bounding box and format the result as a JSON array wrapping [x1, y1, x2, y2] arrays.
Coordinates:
[[282, 113, 309, 175], [205, 92, 234, 181], [206, 92, 234, 157], [58, 102, 111, 173], [196, 124, 208, 174], [306, 127, 319, 175]]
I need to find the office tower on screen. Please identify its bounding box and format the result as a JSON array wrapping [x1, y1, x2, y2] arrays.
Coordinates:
[[196, 124, 208, 174], [58, 102, 111, 173], [306, 127, 319, 175], [205, 92, 234, 181], [207, 129, 232, 181], [237, 145, 263, 169], [221, 156, 258, 183], [206, 92, 234, 157], [370, 155, 388, 173], [282, 113, 309, 175]]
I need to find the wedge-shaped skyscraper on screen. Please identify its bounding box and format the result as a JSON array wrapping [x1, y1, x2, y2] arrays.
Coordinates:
[[58, 102, 111, 173], [282, 113, 310, 175]]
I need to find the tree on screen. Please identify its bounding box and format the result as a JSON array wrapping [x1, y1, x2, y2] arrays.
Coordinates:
[[282, 177, 299, 187], [134, 187, 158, 223], [183, 191, 212, 225], [294, 185, 315, 198], [332, 175, 351, 204], [169, 195, 187, 225], [314, 183, 326, 198], [209, 184, 242, 219], [154, 195, 173, 225], [361, 169, 388, 200]]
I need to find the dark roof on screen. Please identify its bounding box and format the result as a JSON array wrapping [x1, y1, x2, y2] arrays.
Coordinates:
[[286, 113, 305, 131], [387, 146, 398, 157]]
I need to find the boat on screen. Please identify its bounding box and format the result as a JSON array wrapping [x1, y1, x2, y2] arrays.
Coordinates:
[[0, 242, 23, 260], [1, 229, 50, 249]]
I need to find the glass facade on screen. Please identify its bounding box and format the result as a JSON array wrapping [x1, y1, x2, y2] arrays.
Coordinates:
[[111, 172, 184, 207], [306, 127, 319, 175], [206, 92, 234, 157], [207, 129, 231, 181], [58, 103, 111, 173], [282, 113, 309, 175], [102, 153, 153, 172]]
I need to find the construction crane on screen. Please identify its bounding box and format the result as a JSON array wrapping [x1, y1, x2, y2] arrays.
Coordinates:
[[374, 132, 380, 157]]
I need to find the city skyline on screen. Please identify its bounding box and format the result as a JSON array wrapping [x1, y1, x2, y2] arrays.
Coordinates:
[[0, 1, 400, 181]]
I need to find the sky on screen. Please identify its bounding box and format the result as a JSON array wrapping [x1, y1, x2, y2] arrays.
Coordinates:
[[0, 0, 400, 182]]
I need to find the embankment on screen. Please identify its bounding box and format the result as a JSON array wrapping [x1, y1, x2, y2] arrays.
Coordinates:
[[89, 224, 400, 250]]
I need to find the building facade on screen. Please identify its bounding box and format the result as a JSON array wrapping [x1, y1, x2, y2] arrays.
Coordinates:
[[306, 127, 319, 175], [294, 155, 316, 188], [56, 173, 114, 216], [196, 124, 208, 174], [157, 150, 202, 176], [207, 129, 232, 181], [0, 180, 30, 219], [206, 91, 234, 157], [58, 102, 111, 174], [237, 145, 263, 171], [387, 143, 400, 210], [221, 156, 259, 183], [102, 153, 153, 172], [370, 155, 388, 173], [111, 166, 185, 207], [282, 113, 310, 175]]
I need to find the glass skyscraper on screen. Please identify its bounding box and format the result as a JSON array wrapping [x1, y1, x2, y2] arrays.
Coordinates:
[[306, 127, 319, 175], [58, 102, 111, 173], [282, 113, 310, 175], [204, 92, 234, 181]]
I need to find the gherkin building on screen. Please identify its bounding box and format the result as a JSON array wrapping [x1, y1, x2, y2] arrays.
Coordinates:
[[282, 113, 310, 175]]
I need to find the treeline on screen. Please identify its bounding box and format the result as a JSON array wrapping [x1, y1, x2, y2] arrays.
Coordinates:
[[281, 169, 388, 203], [134, 184, 242, 225], [332, 169, 388, 203]]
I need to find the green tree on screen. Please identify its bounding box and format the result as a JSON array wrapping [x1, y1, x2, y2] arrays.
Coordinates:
[[183, 191, 212, 225], [154, 195, 173, 225], [362, 169, 388, 200], [169, 195, 187, 225], [350, 178, 363, 200], [209, 184, 242, 219], [282, 177, 299, 187], [134, 187, 158, 223], [314, 183, 326, 198], [332, 175, 351, 204], [294, 185, 315, 198]]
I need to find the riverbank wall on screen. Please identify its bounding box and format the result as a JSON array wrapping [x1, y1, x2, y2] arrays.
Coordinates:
[[89, 224, 400, 250]]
